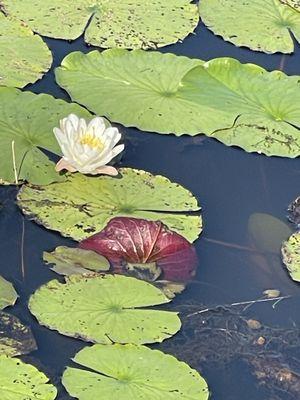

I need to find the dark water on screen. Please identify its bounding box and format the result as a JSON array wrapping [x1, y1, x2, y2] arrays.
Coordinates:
[[1, 14, 300, 400]]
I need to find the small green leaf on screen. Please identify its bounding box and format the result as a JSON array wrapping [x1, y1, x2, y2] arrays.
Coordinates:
[[199, 0, 300, 54], [282, 231, 300, 281], [0, 14, 52, 88], [1, 0, 199, 49], [29, 274, 181, 344], [0, 355, 57, 399], [0, 312, 37, 357], [18, 168, 201, 242], [0, 276, 18, 310], [63, 344, 209, 400], [44, 246, 110, 276], [0, 88, 91, 185]]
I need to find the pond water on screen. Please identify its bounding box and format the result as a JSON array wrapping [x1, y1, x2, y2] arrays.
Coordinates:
[[1, 9, 300, 400]]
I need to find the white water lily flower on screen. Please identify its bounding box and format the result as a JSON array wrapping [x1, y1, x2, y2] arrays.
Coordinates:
[[54, 114, 124, 176]]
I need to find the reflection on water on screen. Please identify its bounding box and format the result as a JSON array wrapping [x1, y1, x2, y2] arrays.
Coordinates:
[[0, 18, 300, 400]]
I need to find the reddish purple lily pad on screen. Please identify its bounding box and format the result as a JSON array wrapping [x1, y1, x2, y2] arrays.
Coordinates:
[[79, 217, 198, 283]]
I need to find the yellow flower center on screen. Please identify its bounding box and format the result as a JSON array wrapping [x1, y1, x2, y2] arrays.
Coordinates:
[[79, 134, 104, 151]]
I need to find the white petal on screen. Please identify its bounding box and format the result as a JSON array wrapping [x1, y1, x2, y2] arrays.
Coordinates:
[[110, 144, 125, 157], [102, 127, 122, 146], [78, 118, 87, 137], [53, 127, 67, 147], [67, 114, 80, 131], [87, 117, 106, 136]]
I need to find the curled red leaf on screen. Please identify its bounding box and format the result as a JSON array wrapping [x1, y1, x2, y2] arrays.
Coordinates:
[[79, 217, 198, 282]]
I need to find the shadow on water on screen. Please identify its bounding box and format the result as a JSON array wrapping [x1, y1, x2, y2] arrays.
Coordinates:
[[1, 11, 300, 400]]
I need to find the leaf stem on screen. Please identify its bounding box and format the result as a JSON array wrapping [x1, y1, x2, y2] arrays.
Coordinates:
[[11, 140, 18, 185]]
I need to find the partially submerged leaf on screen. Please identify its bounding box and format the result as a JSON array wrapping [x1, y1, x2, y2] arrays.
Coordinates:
[[0, 14, 52, 88], [29, 274, 181, 344], [155, 280, 186, 299], [0, 88, 91, 185], [0, 276, 18, 310], [0, 312, 37, 357], [62, 344, 209, 400], [282, 232, 300, 281], [80, 217, 198, 282], [18, 168, 201, 242], [0, 355, 57, 399], [248, 213, 293, 254], [56, 50, 300, 157], [1, 0, 199, 49], [43, 246, 110, 276], [199, 0, 300, 54]]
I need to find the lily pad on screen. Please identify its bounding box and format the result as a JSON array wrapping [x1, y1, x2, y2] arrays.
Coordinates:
[[0, 88, 91, 185], [1, 0, 199, 50], [0, 14, 52, 88], [0, 355, 57, 399], [56, 50, 300, 157], [0, 276, 18, 310], [18, 168, 201, 242], [43, 246, 110, 275], [199, 0, 300, 54], [282, 232, 300, 281], [29, 274, 181, 344], [62, 344, 209, 400], [0, 312, 37, 357]]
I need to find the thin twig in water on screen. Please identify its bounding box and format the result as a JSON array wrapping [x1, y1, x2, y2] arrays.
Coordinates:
[[186, 295, 291, 318], [11, 140, 18, 185], [20, 218, 25, 281]]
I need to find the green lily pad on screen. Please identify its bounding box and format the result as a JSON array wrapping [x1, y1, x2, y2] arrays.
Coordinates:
[[44, 246, 110, 275], [282, 231, 300, 281], [199, 0, 300, 54], [18, 168, 201, 242], [1, 0, 199, 50], [0, 276, 18, 310], [281, 0, 300, 11], [0, 355, 57, 399], [0, 312, 37, 357], [0, 14, 52, 88], [29, 274, 181, 344], [63, 344, 209, 400], [56, 50, 300, 157], [0, 88, 91, 185]]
